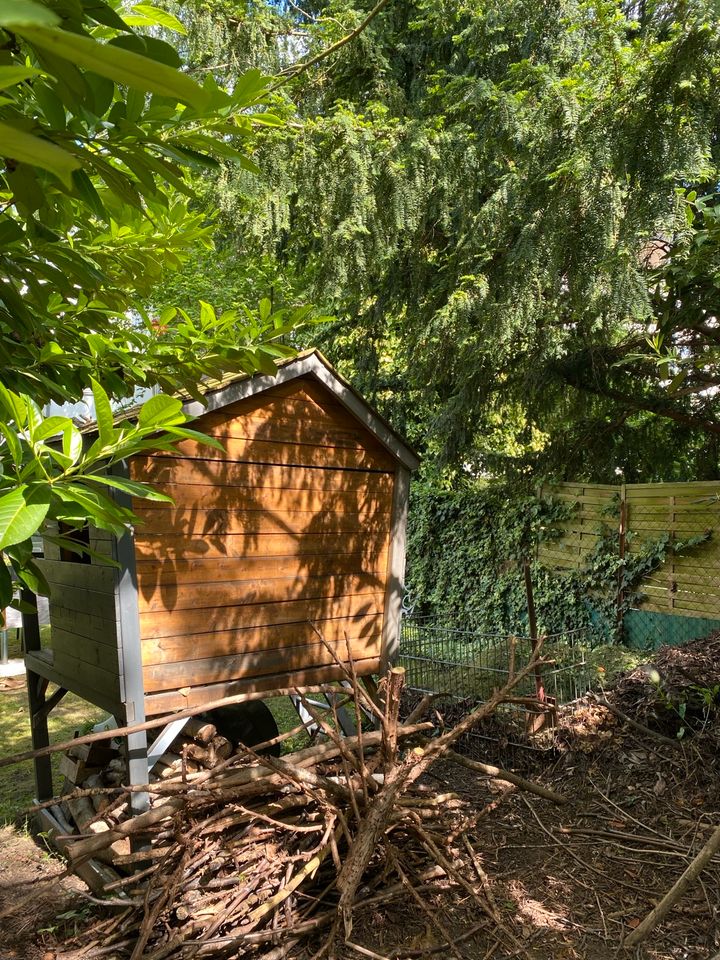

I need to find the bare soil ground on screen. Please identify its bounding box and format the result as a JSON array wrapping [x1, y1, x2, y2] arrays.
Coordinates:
[[0, 825, 88, 960], [1, 638, 719, 960]]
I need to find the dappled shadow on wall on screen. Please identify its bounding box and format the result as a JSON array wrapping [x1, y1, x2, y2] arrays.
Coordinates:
[[128, 377, 397, 688]]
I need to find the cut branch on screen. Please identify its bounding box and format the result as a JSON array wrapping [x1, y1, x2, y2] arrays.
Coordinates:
[[624, 823, 720, 947]]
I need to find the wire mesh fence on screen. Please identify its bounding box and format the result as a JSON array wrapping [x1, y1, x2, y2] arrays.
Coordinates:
[[398, 616, 592, 761]]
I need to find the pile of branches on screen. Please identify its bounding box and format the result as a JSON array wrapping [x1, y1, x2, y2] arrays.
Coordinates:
[[610, 632, 720, 738], [28, 649, 562, 960]]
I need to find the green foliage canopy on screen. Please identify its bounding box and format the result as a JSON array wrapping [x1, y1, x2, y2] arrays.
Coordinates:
[[177, 0, 720, 482], [0, 0, 303, 404]]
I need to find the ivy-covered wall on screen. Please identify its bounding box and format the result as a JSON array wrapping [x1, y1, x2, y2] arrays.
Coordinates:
[[404, 482, 613, 643], [404, 481, 717, 648]]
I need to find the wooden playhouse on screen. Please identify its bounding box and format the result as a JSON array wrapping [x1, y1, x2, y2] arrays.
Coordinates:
[[23, 350, 419, 800]]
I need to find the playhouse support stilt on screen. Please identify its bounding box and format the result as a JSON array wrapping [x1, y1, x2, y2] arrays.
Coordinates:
[[21, 588, 53, 801], [126, 725, 150, 817], [27, 671, 53, 801]]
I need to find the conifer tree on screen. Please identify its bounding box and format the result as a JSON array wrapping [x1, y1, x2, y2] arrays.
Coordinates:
[[171, 0, 720, 481]]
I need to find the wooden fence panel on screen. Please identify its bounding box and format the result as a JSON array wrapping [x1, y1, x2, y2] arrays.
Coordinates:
[[538, 481, 720, 624]]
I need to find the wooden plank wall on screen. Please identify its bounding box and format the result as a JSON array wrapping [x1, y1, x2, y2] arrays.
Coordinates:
[[537, 483, 620, 570], [34, 556, 123, 711], [42, 519, 115, 561], [131, 377, 395, 708], [625, 483, 720, 620], [538, 481, 720, 621]]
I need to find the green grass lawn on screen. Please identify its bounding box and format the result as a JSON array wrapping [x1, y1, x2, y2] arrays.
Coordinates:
[[0, 685, 106, 824]]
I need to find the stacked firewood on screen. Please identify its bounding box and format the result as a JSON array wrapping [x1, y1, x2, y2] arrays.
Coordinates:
[[46, 718, 240, 886], [60, 717, 234, 794], [35, 648, 561, 959]]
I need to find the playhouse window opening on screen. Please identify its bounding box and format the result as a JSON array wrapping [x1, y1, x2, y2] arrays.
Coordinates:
[[58, 521, 91, 564]]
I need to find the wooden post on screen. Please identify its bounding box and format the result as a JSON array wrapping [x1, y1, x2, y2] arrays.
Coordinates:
[[382, 666, 405, 770], [616, 484, 627, 642], [523, 562, 544, 702], [669, 494, 676, 615], [111, 465, 149, 822], [523, 562, 548, 734], [21, 589, 53, 801]]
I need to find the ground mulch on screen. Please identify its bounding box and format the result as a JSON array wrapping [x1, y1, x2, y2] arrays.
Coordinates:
[[0, 825, 88, 960]]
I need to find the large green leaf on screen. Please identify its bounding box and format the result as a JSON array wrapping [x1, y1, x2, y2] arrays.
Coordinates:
[[83, 474, 173, 502], [32, 415, 69, 443], [137, 393, 184, 428], [71, 168, 108, 221], [54, 484, 129, 536], [162, 426, 225, 452], [0, 0, 59, 28], [0, 65, 40, 88], [62, 423, 83, 465], [125, 4, 187, 35], [15, 25, 208, 109], [0, 486, 50, 550], [0, 422, 22, 466], [15, 556, 50, 596], [0, 383, 27, 427], [90, 377, 114, 447], [0, 120, 79, 187]]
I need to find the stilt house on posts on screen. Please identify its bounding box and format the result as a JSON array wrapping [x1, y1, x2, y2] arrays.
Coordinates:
[[23, 351, 419, 804]]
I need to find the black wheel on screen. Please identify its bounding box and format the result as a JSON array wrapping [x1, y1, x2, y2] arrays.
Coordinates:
[[203, 700, 281, 757]]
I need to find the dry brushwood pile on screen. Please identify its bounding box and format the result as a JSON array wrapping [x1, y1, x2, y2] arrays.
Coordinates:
[[5, 636, 720, 960], [18, 651, 563, 960], [611, 632, 720, 738]]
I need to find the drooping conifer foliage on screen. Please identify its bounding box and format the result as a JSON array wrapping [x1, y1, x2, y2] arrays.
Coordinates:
[[173, 0, 720, 482]]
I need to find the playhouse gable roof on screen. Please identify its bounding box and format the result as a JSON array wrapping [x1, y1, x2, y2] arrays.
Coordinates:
[[182, 350, 420, 472]]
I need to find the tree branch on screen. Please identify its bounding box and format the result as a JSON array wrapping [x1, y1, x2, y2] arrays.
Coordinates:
[[557, 367, 720, 436], [269, 0, 392, 90]]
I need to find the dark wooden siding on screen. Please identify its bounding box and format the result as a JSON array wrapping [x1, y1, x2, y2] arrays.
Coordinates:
[[33, 557, 123, 710], [131, 377, 395, 709]]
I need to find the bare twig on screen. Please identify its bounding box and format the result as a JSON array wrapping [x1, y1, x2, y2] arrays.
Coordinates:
[[446, 751, 567, 805], [270, 0, 392, 89], [624, 823, 720, 947]]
